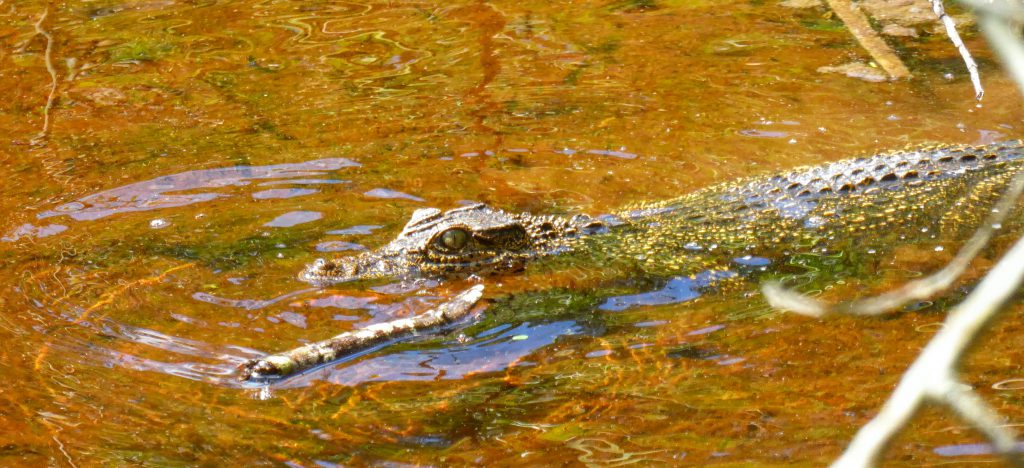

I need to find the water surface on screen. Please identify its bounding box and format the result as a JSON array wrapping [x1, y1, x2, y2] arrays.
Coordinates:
[[2, 0, 1024, 465]]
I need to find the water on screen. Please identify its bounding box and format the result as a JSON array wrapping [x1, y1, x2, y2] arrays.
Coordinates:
[[2, 0, 1024, 464]]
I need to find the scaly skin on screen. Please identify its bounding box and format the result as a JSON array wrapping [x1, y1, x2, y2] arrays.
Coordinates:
[[300, 142, 1024, 286]]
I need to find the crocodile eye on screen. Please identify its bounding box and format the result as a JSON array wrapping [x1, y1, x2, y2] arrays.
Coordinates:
[[439, 228, 469, 250]]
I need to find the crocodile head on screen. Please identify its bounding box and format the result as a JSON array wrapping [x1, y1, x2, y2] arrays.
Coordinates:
[[299, 203, 608, 285]]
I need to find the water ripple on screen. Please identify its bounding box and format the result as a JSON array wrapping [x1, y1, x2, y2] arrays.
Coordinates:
[[37, 158, 359, 222], [193, 288, 315, 310]]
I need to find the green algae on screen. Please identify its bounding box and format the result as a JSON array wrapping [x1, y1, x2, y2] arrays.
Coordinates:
[[108, 40, 175, 63]]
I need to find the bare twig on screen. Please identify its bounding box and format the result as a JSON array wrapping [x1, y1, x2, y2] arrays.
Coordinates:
[[238, 285, 485, 382], [764, 167, 1024, 317], [932, 0, 985, 100], [825, 0, 912, 79], [831, 232, 1024, 467], [942, 382, 1021, 459]]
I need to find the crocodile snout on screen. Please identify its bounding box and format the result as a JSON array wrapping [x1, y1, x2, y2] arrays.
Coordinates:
[[298, 253, 410, 285]]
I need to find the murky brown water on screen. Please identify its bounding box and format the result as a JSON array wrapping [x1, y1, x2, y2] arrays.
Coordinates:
[[3, 0, 1024, 465]]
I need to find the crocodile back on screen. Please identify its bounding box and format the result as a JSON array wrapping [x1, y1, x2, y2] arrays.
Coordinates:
[[601, 142, 1024, 276], [625, 142, 1024, 219]]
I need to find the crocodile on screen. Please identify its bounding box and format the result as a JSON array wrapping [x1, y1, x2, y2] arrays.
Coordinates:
[[237, 142, 1024, 381], [300, 142, 1024, 287]]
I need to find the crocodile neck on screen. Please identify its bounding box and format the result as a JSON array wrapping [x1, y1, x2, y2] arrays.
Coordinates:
[[300, 141, 1024, 285]]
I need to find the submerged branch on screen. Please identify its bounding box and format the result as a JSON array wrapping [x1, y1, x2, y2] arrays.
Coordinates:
[[238, 284, 485, 382], [30, 2, 58, 146], [824, 0, 911, 79]]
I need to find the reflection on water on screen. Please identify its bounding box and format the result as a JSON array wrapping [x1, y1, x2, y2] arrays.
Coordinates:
[[600, 270, 737, 311], [251, 187, 318, 199], [325, 224, 381, 235], [192, 288, 314, 310], [35, 158, 359, 222], [2, 222, 68, 241], [314, 240, 365, 252], [933, 442, 1024, 457], [263, 210, 323, 227], [363, 187, 425, 201]]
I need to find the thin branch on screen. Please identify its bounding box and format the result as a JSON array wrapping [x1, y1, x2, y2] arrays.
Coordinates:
[[932, 0, 984, 100], [825, 0, 912, 79], [764, 167, 1024, 317], [238, 285, 485, 382], [832, 230, 1024, 467], [938, 380, 1022, 460]]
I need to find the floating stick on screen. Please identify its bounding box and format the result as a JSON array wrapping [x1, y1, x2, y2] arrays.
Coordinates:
[[238, 285, 485, 382]]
